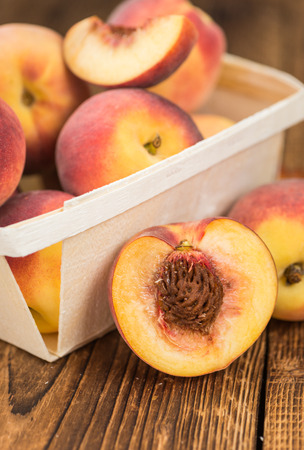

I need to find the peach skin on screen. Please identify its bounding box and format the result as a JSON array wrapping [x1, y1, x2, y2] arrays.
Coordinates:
[[108, 0, 226, 112], [0, 98, 26, 207], [109, 218, 277, 376], [63, 14, 198, 88], [0, 190, 74, 333], [191, 113, 235, 138], [55, 88, 203, 196], [0, 23, 89, 174], [229, 178, 304, 322]]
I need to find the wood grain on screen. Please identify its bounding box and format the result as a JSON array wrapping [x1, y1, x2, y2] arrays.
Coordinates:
[[263, 320, 304, 449], [0, 330, 266, 449]]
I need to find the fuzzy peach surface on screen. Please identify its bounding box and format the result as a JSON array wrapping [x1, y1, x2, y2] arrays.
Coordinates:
[[109, 218, 277, 377], [0, 23, 89, 173], [55, 88, 203, 196], [0, 99, 26, 206], [0, 190, 74, 333]]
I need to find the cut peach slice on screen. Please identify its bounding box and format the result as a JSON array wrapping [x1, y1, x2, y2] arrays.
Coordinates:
[[63, 15, 198, 88], [109, 218, 277, 377]]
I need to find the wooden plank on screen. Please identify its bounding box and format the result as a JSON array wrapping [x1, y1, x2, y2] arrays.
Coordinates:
[[263, 320, 304, 449], [0, 330, 266, 449]]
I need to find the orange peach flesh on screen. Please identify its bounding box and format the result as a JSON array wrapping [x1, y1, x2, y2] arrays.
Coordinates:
[[63, 15, 197, 88], [110, 218, 277, 376]]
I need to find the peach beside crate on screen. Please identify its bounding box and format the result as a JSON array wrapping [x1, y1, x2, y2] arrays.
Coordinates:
[[1, 54, 304, 361]]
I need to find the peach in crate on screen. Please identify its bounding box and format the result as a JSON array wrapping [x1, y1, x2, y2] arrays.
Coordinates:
[[1, 55, 304, 361]]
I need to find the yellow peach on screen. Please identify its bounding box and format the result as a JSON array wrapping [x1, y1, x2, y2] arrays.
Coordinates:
[[0, 23, 89, 173], [0, 98, 25, 206], [0, 190, 74, 333], [229, 179, 304, 321], [55, 88, 203, 195]]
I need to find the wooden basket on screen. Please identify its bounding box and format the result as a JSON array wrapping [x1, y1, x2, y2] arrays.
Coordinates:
[[1, 54, 304, 361]]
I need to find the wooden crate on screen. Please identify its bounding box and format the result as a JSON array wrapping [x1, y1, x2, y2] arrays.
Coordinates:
[[1, 54, 304, 361]]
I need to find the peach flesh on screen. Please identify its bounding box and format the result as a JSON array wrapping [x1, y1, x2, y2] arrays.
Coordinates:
[[109, 218, 277, 376], [63, 14, 198, 88], [0, 98, 26, 207], [229, 178, 304, 321], [55, 88, 203, 196], [0, 190, 74, 333]]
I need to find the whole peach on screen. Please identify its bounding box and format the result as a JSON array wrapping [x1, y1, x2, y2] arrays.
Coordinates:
[[55, 88, 203, 196], [0, 23, 89, 173], [229, 178, 304, 321], [191, 113, 235, 138], [0, 190, 74, 333], [0, 98, 26, 207], [108, 0, 226, 112]]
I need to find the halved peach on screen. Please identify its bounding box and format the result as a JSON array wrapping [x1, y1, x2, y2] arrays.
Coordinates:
[[63, 14, 198, 88], [109, 218, 277, 377]]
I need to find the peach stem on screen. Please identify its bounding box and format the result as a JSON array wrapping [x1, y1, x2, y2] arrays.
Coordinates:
[[284, 262, 304, 285], [143, 134, 161, 155]]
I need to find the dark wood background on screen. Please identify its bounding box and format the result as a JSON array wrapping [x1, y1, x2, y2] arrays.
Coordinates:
[[1, 1, 304, 448]]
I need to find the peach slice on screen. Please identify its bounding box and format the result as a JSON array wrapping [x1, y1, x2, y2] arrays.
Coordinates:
[[229, 179, 304, 321], [108, 0, 226, 112], [63, 14, 198, 88], [55, 88, 203, 196], [0, 190, 74, 333], [109, 218, 277, 376]]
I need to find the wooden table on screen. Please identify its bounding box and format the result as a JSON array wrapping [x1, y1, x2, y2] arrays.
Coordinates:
[[1, 0, 304, 448]]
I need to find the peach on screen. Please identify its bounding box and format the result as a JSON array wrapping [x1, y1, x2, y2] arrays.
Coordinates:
[[0, 98, 26, 207], [55, 88, 203, 196], [191, 113, 235, 138], [63, 14, 197, 88], [229, 178, 304, 322], [0, 23, 90, 174], [108, 0, 226, 112], [0, 190, 74, 333], [109, 217, 277, 376]]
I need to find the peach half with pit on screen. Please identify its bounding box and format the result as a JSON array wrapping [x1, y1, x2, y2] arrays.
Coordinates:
[[229, 178, 304, 322], [109, 217, 277, 376], [0, 98, 26, 207], [55, 88, 203, 196], [108, 0, 226, 112], [63, 14, 198, 88], [0, 23, 90, 174], [0, 190, 74, 333]]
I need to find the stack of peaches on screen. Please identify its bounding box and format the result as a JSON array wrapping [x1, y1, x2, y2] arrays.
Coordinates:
[[0, 0, 303, 377]]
